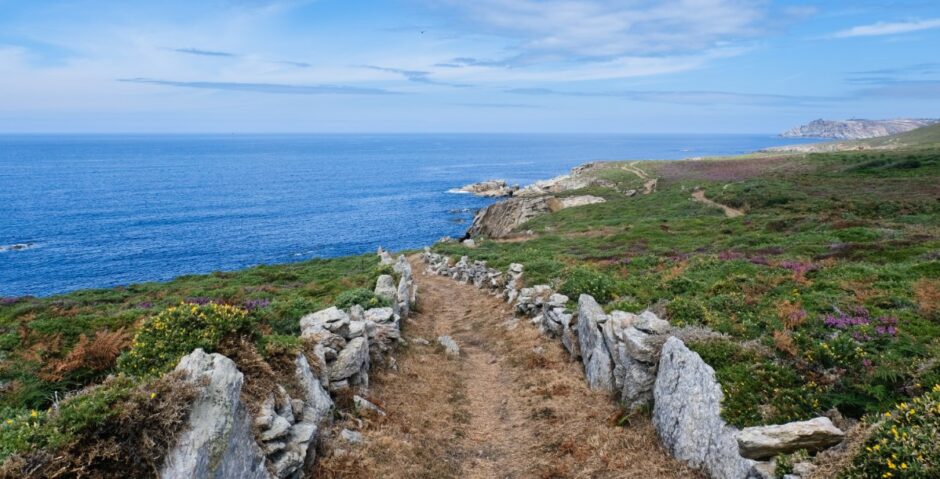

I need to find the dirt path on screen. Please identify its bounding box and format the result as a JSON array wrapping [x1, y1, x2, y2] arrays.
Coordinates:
[[318, 257, 699, 478], [622, 161, 658, 194], [691, 189, 745, 218]]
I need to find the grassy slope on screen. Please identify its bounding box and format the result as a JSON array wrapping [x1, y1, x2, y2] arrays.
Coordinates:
[[0, 254, 385, 410], [435, 127, 940, 428]]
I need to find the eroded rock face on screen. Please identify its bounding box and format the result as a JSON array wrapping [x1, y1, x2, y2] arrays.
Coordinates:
[[576, 294, 614, 392], [737, 417, 844, 460], [653, 337, 754, 479], [547, 195, 606, 212], [466, 196, 554, 239], [160, 349, 269, 479]]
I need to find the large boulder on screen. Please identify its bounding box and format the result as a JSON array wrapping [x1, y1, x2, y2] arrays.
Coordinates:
[[653, 337, 754, 479], [576, 295, 614, 392], [547, 195, 606, 212], [160, 349, 269, 479], [736, 417, 844, 460]]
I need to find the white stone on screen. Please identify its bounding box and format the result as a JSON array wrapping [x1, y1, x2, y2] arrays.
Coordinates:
[[737, 417, 845, 460]]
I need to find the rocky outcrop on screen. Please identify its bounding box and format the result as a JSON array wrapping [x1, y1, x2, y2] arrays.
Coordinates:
[[781, 118, 937, 140], [736, 417, 844, 460], [451, 179, 519, 197], [548, 195, 606, 211], [653, 337, 755, 479], [515, 162, 614, 197], [160, 349, 270, 479], [466, 196, 553, 238]]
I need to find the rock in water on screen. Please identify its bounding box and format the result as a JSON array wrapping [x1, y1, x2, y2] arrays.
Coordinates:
[[653, 337, 754, 479], [452, 179, 519, 197], [160, 349, 269, 479], [736, 417, 844, 460], [576, 295, 614, 392]]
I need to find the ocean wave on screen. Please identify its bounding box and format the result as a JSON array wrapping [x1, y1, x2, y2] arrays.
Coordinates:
[[446, 188, 470, 194]]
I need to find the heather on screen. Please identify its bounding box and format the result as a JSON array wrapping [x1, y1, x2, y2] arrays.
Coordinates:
[[434, 145, 940, 428]]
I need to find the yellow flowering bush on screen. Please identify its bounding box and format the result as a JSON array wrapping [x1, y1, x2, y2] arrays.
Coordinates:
[[843, 385, 940, 478], [117, 303, 253, 377]]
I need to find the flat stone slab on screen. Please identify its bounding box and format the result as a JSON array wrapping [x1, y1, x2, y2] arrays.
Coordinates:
[[737, 417, 844, 460]]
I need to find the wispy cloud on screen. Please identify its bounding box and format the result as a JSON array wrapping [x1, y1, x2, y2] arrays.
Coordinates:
[[506, 88, 843, 106], [169, 47, 238, 57], [434, 0, 767, 59], [118, 78, 400, 95], [361, 65, 471, 87], [832, 18, 940, 38], [274, 60, 312, 68], [449, 102, 541, 109], [854, 80, 940, 98]]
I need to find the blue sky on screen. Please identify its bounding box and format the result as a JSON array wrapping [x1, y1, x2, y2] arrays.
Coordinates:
[[0, 0, 938, 133]]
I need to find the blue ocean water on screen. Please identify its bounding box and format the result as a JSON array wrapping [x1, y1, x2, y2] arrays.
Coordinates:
[[0, 134, 816, 297]]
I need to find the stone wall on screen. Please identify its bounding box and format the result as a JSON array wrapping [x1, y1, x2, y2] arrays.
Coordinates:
[[160, 251, 416, 479], [421, 249, 843, 479]]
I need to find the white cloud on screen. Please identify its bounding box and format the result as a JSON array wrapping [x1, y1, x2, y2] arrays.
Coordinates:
[[832, 18, 940, 38], [435, 0, 767, 58]]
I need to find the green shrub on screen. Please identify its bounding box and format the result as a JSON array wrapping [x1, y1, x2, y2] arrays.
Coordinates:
[[258, 334, 302, 358], [117, 303, 253, 377], [265, 297, 323, 335], [842, 385, 940, 479], [334, 288, 389, 309], [0, 378, 133, 462], [559, 267, 618, 303]]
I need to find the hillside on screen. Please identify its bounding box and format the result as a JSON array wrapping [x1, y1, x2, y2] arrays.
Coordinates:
[[781, 118, 938, 140]]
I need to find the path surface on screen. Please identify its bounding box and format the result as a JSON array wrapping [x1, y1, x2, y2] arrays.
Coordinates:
[[622, 161, 658, 194], [318, 257, 699, 478], [691, 189, 745, 218]]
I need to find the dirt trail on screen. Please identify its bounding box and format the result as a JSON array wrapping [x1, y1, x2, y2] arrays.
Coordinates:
[[318, 257, 699, 478], [622, 161, 658, 194], [691, 189, 745, 218]]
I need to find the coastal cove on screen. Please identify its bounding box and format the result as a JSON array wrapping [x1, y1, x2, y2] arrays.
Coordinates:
[[0, 133, 813, 297]]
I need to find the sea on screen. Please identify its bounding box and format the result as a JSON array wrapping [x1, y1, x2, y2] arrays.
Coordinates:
[[0, 134, 817, 297]]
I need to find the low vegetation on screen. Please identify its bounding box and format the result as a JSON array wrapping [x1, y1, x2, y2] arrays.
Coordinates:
[[434, 128, 940, 473], [0, 254, 388, 466]]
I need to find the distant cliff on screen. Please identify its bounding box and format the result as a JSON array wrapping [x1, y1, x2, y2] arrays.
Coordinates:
[[781, 118, 938, 140]]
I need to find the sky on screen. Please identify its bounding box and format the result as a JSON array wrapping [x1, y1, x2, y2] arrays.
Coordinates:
[[0, 0, 938, 133]]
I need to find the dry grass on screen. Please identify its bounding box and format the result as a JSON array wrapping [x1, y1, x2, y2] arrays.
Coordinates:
[[41, 329, 131, 382], [317, 257, 700, 478], [914, 279, 940, 317]]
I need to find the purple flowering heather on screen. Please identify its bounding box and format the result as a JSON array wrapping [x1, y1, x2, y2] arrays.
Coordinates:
[[185, 297, 214, 306], [137, 301, 153, 309], [243, 299, 271, 311], [0, 297, 20, 305], [779, 261, 817, 276], [823, 306, 899, 339], [718, 250, 745, 261]]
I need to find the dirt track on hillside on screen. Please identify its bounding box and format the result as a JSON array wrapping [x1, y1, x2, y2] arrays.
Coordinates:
[[316, 257, 698, 479]]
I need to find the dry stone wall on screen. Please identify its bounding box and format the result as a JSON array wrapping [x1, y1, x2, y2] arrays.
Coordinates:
[[421, 248, 844, 479], [160, 250, 416, 479]]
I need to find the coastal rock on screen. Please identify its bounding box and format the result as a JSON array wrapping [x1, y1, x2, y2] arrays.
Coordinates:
[[736, 417, 844, 460], [576, 294, 614, 392], [452, 179, 519, 198], [159, 349, 269, 479], [781, 118, 937, 140], [548, 195, 606, 212], [466, 196, 554, 239], [653, 337, 754, 479]]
